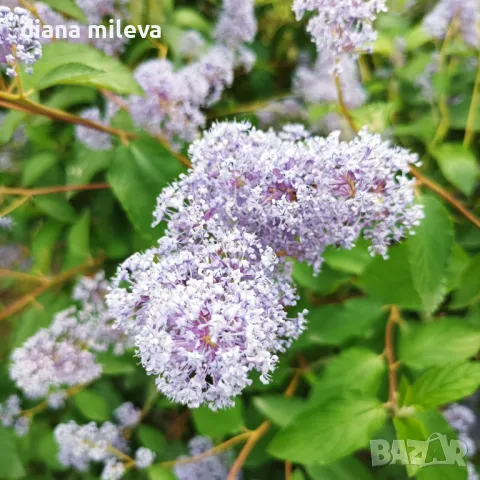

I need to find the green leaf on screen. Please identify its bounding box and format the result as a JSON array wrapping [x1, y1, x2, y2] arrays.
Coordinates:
[[22, 153, 59, 186], [406, 362, 480, 408], [307, 457, 375, 480], [431, 144, 479, 196], [445, 244, 470, 293], [292, 470, 306, 480], [306, 298, 386, 346], [108, 139, 185, 234], [309, 348, 386, 405], [37, 64, 107, 90], [41, 0, 87, 22], [0, 110, 27, 145], [74, 390, 111, 421], [451, 254, 480, 309], [358, 243, 423, 310], [0, 428, 26, 478], [293, 262, 350, 294], [398, 318, 480, 370], [148, 465, 176, 480], [268, 396, 387, 465], [172, 8, 211, 34], [253, 396, 306, 427], [407, 196, 454, 314], [192, 400, 244, 438], [23, 42, 142, 95], [62, 210, 90, 269], [33, 195, 76, 223], [323, 239, 373, 275], [66, 145, 113, 192], [137, 425, 167, 455], [97, 353, 135, 375], [30, 220, 64, 274]]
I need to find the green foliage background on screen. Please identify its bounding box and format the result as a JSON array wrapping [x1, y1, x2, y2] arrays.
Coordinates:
[[1, 0, 480, 478]]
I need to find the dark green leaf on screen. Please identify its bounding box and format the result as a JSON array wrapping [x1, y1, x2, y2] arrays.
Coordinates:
[[192, 400, 244, 438], [253, 396, 306, 427], [74, 390, 111, 421], [451, 254, 480, 309], [307, 457, 375, 480], [33, 195, 76, 223]]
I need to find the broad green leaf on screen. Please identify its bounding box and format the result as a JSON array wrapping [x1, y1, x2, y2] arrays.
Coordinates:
[[268, 396, 387, 465], [431, 144, 478, 196], [41, 0, 87, 22], [74, 390, 111, 421], [293, 262, 350, 294], [405, 24, 431, 50], [306, 298, 385, 346], [0, 110, 27, 145], [307, 457, 375, 480], [148, 465, 176, 480], [30, 220, 64, 274], [33, 195, 76, 223], [192, 400, 244, 438], [97, 353, 135, 375], [398, 318, 480, 370], [62, 210, 91, 269], [22, 152, 59, 186], [137, 425, 167, 455], [108, 139, 185, 234], [253, 396, 306, 427], [358, 243, 423, 310], [172, 8, 211, 34], [450, 254, 480, 309], [0, 428, 26, 478], [446, 244, 470, 293], [309, 348, 386, 405], [66, 145, 113, 192], [37, 64, 107, 90], [407, 196, 454, 314], [292, 470, 306, 480], [323, 239, 373, 275], [406, 362, 480, 408], [44, 86, 97, 111], [23, 42, 142, 95]]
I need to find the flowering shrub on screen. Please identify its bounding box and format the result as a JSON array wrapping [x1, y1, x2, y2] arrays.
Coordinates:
[[0, 0, 480, 479]]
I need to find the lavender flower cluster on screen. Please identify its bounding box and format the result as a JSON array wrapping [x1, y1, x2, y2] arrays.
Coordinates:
[[107, 204, 306, 410], [107, 121, 422, 410], [294, 51, 366, 108], [291, 0, 387, 60], [175, 436, 237, 480], [443, 404, 479, 480], [1, 272, 131, 434], [54, 404, 154, 479], [0, 6, 42, 77], [423, 0, 480, 49]]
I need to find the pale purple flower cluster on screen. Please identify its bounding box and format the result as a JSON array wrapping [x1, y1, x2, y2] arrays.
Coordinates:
[[154, 122, 423, 272], [75, 102, 119, 151], [129, 47, 235, 144], [179, 30, 206, 59], [0, 6, 42, 76], [292, 0, 387, 59], [256, 98, 308, 128], [9, 272, 130, 400], [423, 0, 480, 48], [174, 436, 237, 480], [215, 0, 257, 48], [294, 52, 366, 108], [0, 215, 14, 230], [54, 418, 155, 477], [74, 0, 128, 24], [0, 394, 30, 436], [443, 404, 478, 479], [107, 205, 306, 410], [114, 402, 141, 428]]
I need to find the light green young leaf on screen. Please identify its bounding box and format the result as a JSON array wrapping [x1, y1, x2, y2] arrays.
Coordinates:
[[307, 456, 375, 480], [358, 243, 423, 310], [407, 196, 454, 314], [74, 390, 111, 422], [22, 152, 59, 186], [398, 318, 480, 370], [431, 144, 479, 196], [406, 362, 480, 408], [450, 254, 480, 309], [37, 64, 106, 90], [62, 210, 91, 269], [309, 348, 386, 405], [293, 261, 350, 294], [192, 400, 244, 438], [268, 396, 387, 465], [34, 195, 76, 224], [23, 42, 142, 95], [0, 428, 25, 479], [253, 396, 306, 427]]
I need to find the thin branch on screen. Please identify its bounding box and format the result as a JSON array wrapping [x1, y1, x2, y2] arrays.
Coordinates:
[[0, 256, 103, 321], [0, 269, 48, 283], [285, 461, 293, 480], [0, 183, 110, 197], [410, 167, 480, 229], [464, 51, 480, 147], [0, 195, 30, 217], [334, 73, 359, 132]]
